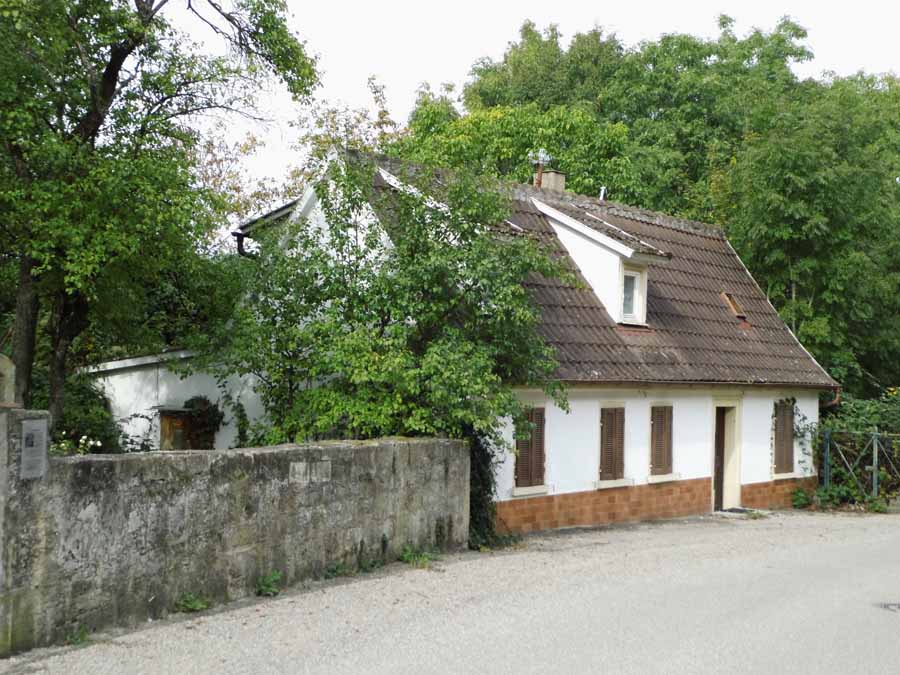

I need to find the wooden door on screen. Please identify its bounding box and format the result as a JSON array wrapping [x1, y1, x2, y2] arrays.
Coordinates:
[[714, 407, 726, 511], [160, 413, 187, 451]]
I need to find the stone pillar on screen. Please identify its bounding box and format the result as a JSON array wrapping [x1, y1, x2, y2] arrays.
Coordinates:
[[0, 407, 51, 656]]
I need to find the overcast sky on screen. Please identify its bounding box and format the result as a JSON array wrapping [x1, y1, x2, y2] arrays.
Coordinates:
[[170, 0, 900, 185]]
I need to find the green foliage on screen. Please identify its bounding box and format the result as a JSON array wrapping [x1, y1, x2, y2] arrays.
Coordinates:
[[33, 373, 121, 454], [466, 429, 521, 550], [397, 92, 638, 201], [64, 624, 89, 647], [204, 152, 567, 447], [1, 0, 316, 424], [175, 592, 209, 613], [399, 545, 438, 569], [815, 484, 852, 509], [791, 488, 812, 509], [822, 390, 900, 435], [324, 562, 355, 579], [255, 570, 282, 597], [868, 497, 888, 513], [182, 396, 224, 450]]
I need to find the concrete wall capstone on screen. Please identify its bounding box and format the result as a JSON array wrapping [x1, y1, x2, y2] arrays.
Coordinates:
[[0, 408, 469, 656]]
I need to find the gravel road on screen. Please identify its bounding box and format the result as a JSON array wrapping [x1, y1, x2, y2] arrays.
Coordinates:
[[5, 510, 900, 674]]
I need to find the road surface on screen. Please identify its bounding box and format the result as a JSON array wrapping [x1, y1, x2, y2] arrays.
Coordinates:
[[5, 510, 900, 674]]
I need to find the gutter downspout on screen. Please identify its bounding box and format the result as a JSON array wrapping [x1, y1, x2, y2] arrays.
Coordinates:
[[233, 232, 256, 258]]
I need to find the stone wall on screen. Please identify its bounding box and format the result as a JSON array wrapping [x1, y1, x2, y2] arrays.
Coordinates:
[[0, 408, 469, 656]]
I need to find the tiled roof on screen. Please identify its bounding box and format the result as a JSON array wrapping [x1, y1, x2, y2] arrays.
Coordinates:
[[507, 185, 837, 389]]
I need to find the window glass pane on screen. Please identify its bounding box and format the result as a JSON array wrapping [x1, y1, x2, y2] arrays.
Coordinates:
[[623, 274, 636, 317]]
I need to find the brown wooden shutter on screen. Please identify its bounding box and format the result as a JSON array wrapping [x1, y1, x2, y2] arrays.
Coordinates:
[[532, 408, 545, 486], [651, 405, 673, 475], [515, 407, 545, 487], [600, 407, 625, 481], [774, 401, 794, 474]]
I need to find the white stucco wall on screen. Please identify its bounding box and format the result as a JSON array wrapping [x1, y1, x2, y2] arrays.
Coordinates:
[[496, 387, 820, 502], [549, 222, 623, 322], [89, 355, 264, 450]]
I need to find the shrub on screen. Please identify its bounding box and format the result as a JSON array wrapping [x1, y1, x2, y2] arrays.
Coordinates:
[[175, 592, 209, 613], [255, 570, 282, 597], [791, 488, 812, 509]]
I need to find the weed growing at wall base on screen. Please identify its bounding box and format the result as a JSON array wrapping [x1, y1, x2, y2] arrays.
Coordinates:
[[175, 592, 210, 613], [400, 545, 439, 569], [256, 570, 282, 597], [64, 625, 89, 647]]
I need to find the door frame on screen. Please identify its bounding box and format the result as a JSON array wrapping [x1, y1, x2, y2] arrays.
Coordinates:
[[712, 398, 742, 510]]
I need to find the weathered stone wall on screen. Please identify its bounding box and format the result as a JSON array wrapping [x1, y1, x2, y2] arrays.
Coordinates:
[[0, 408, 469, 656]]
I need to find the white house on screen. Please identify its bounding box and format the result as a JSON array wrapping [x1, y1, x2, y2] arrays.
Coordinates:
[[88, 156, 836, 531], [491, 177, 835, 532]]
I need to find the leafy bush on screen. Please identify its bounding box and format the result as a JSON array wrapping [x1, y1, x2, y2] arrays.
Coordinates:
[[791, 488, 812, 509], [822, 390, 900, 434], [33, 373, 122, 454]]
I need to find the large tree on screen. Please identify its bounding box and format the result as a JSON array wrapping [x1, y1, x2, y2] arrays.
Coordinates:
[[203, 151, 567, 446], [0, 0, 316, 425]]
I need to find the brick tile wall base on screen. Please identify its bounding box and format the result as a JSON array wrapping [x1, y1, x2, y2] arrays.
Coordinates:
[[496, 475, 820, 534], [495, 478, 711, 534], [741, 476, 818, 510]]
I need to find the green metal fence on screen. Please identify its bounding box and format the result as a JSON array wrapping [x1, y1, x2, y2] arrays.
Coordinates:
[[820, 429, 900, 501]]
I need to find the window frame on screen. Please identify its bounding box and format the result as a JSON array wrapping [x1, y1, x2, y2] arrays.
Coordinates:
[[621, 265, 647, 324]]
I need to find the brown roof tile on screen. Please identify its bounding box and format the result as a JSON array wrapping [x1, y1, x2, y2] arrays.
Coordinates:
[[508, 186, 837, 389]]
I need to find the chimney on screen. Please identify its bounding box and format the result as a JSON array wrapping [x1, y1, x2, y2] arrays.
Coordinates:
[[537, 169, 566, 192]]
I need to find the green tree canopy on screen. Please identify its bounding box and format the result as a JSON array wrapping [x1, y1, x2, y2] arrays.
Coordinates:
[[0, 0, 317, 426]]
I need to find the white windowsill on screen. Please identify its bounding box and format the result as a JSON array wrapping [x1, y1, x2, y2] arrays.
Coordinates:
[[647, 472, 681, 484], [511, 485, 549, 498], [773, 471, 803, 481], [595, 478, 635, 490]]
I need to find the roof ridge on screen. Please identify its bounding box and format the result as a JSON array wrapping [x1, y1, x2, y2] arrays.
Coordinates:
[[510, 183, 724, 238]]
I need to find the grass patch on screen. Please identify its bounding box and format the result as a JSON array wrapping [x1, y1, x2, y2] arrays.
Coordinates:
[[175, 592, 210, 613], [399, 545, 439, 569], [324, 562, 356, 579]]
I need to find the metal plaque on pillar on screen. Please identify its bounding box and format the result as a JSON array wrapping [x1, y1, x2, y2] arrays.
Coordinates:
[[20, 418, 49, 480]]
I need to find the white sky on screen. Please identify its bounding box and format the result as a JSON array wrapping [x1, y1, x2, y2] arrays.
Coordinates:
[[168, 0, 900, 186]]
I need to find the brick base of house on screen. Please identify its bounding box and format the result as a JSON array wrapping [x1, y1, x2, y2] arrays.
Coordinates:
[[495, 475, 821, 534], [740, 476, 818, 510], [495, 478, 711, 534]]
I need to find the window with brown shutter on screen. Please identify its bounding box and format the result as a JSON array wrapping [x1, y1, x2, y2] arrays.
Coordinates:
[[600, 407, 625, 480], [515, 407, 545, 487], [650, 405, 673, 475], [773, 400, 794, 474]]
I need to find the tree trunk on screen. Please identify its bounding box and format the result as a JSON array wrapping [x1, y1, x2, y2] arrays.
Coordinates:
[[11, 255, 39, 407], [47, 290, 89, 432]]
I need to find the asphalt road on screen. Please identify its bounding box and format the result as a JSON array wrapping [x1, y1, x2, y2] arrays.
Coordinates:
[[5, 510, 900, 674]]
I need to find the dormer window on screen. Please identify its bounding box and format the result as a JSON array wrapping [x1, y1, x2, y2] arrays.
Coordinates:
[[622, 265, 647, 324]]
